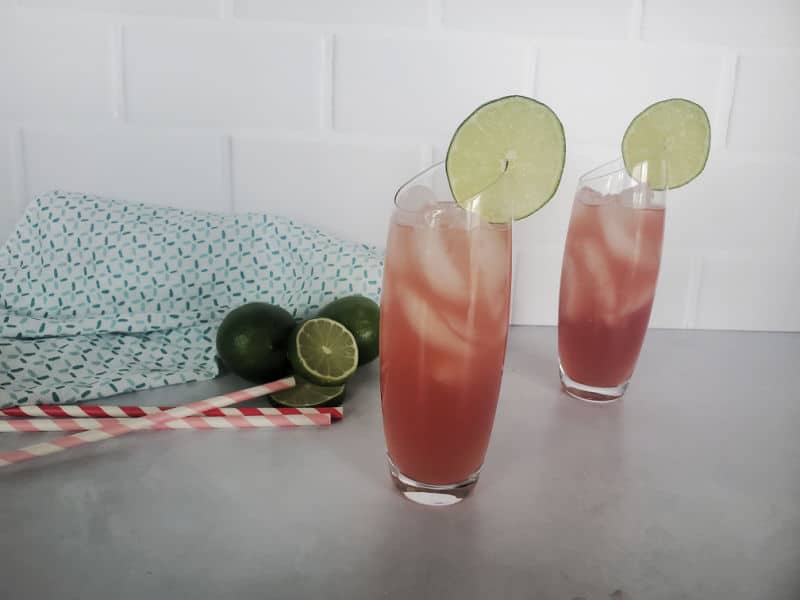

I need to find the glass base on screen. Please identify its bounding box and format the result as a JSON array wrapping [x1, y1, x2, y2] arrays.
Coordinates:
[[559, 364, 629, 403], [387, 456, 479, 506]]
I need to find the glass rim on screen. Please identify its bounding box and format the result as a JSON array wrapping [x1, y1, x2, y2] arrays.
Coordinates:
[[579, 156, 667, 186], [578, 157, 627, 184], [393, 160, 509, 215]]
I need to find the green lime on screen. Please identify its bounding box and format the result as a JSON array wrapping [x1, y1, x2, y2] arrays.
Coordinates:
[[317, 295, 379, 365], [215, 302, 296, 382], [446, 95, 566, 222], [622, 98, 710, 190], [270, 376, 346, 408], [288, 318, 359, 386]]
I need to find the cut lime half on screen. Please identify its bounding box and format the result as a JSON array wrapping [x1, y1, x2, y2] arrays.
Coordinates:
[[288, 318, 359, 386], [270, 376, 345, 408], [622, 98, 711, 190], [446, 95, 566, 221]]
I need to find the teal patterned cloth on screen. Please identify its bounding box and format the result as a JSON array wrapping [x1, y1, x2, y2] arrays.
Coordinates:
[[0, 192, 383, 407]]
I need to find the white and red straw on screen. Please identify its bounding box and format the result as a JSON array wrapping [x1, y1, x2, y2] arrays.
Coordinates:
[[0, 377, 299, 468], [0, 414, 331, 432], [1, 405, 343, 421]]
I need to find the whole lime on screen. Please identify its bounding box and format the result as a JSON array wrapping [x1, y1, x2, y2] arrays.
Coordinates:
[[317, 295, 380, 365], [216, 302, 296, 382]]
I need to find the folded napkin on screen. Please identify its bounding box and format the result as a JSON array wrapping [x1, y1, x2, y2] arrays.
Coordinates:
[[0, 192, 383, 407]]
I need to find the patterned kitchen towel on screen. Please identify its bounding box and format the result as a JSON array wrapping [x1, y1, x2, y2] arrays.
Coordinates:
[[0, 192, 383, 407]]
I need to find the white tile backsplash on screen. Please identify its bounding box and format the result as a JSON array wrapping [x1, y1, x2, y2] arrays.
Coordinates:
[[642, 0, 800, 48], [234, 0, 428, 26], [124, 25, 323, 129], [511, 246, 564, 326], [333, 34, 532, 137], [536, 45, 724, 146], [0, 2, 798, 331], [727, 54, 800, 154], [442, 0, 631, 40], [232, 137, 421, 247], [0, 19, 111, 120], [696, 253, 800, 331], [22, 128, 225, 212], [649, 252, 695, 329], [18, 0, 218, 18], [664, 153, 798, 252]]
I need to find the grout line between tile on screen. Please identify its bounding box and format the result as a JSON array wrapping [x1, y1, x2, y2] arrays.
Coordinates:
[[427, 0, 444, 30], [717, 52, 739, 150], [218, 0, 234, 20], [628, 0, 643, 41]]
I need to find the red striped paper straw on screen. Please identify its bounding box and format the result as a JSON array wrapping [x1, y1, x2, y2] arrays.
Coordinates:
[[0, 414, 330, 432], [1, 405, 343, 421], [0, 377, 295, 468]]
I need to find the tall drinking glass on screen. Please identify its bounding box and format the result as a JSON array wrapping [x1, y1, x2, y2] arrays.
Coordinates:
[[558, 158, 666, 402], [380, 162, 513, 506]]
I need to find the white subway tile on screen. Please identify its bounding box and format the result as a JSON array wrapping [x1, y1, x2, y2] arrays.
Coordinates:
[[18, 0, 218, 17], [536, 45, 723, 146], [649, 252, 694, 329], [333, 35, 531, 137], [511, 246, 562, 325], [234, 0, 428, 26], [443, 0, 631, 40], [0, 20, 111, 120], [727, 54, 800, 154], [124, 26, 322, 128], [664, 153, 798, 252], [232, 137, 421, 247], [642, 0, 800, 47], [0, 126, 18, 244], [22, 129, 226, 212], [696, 253, 800, 331]]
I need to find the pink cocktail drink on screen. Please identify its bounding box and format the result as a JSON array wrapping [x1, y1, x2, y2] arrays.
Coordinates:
[[558, 178, 665, 401], [380, 192, 511, 502]]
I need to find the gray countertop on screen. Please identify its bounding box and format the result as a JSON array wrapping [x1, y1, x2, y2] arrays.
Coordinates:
[[1, 326, 799, 600]]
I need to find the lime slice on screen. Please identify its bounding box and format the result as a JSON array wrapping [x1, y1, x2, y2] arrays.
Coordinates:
[[288, 318, 359, 386], [622, 98, 710, 190], [270, 376, 345, 408], [446, 95, 566, 221]]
